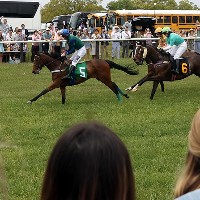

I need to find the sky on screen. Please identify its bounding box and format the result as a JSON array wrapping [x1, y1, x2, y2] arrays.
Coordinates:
[[39, 0, 200, 8]]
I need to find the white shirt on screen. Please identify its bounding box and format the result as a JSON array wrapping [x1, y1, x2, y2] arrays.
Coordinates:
[[121, 30, 131, 39], [175, 189, 200, 200], [111, 30, 121, 41]]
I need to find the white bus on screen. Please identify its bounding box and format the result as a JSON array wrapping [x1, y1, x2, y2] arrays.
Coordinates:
[[0, 0, 41, 32]]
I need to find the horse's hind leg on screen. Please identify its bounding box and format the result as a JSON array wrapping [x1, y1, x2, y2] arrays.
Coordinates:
[[150, 81, 159, 100], [60, 86, 66, 104], [102, 80, 128, 102], [160, 81, 164, 92]]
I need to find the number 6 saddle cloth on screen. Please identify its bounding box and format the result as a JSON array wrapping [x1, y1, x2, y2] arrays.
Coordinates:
[[177, 58, 191, 75]]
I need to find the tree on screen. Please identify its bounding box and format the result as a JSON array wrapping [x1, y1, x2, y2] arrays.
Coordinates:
[[178, 0, 199, 10], [41, 0, 104, 23], [106, 0, 136, 10], [106, 0, 199, 10]]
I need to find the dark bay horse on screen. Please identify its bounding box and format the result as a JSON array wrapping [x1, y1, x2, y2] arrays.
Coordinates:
[[27, 53, 138, 104], [126, 43, 200, 99]]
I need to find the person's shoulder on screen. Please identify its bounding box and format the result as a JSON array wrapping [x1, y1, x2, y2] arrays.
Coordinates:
[[175, 189, 200, 200]]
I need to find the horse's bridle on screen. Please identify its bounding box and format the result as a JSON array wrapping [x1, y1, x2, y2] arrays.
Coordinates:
[[33, 54, 65, 74]]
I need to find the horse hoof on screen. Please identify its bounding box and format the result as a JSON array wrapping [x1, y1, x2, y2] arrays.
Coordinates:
[[131, 88, 138, 92], [27, 100, 32, 104], [124, 94, 129, 98], [125, 87, 132, 91]]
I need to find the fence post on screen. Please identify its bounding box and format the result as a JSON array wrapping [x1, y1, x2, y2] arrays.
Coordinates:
[[20, 43, 24, 62], [96, 41, 99, 59]]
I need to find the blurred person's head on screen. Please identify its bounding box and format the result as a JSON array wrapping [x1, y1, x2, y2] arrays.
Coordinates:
[[174, 109, 200, 198], [41, 121, 136, 200]]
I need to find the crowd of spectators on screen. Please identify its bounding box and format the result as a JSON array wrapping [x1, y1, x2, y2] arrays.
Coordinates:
[[1, 16, 200, 64]]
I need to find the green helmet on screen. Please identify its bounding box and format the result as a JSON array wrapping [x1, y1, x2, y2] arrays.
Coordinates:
[[162, 27, 171, 33]]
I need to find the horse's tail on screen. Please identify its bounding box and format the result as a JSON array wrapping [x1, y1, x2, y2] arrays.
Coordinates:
[[105, 60, 138, 75]]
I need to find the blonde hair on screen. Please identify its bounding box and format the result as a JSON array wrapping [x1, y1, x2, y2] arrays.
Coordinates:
[[174, 109, 200, 198]]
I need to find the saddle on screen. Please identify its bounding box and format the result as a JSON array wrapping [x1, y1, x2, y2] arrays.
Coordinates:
[[170, 57, 190, 75]]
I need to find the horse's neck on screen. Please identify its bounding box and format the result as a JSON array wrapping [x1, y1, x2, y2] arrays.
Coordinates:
[[44, 56, 62, 71], [146, 46, 165, 63]]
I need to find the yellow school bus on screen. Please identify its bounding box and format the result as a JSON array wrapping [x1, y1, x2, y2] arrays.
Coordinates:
[[108, 10, 200, 31]]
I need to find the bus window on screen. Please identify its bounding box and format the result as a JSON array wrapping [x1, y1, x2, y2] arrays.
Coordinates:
[[172, 16, 178, 23], [127, 16, 133, 21], [186, 16, 192, 23], [164, 16, 171, 23], [117, 17, 122, 26], [110, 16, 116, 26], [89, 18, 95, 27], [179, 16, 185, 23], [156, 16, 163, 24], [96, 18, 101, 27], [194, 16, 200, 23], [120, 16, 126, 26]]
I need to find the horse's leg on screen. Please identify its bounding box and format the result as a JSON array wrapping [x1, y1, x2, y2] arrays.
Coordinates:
[[160, 81, 164, 92], [116, 85, 129, 99], [60, 86, 66, 104], [27, 80, 61, 104], [125, 73, 153, 92], [101, 79, 128, 102], [150, 81, 159, 100], [27, 88, 50, 104]]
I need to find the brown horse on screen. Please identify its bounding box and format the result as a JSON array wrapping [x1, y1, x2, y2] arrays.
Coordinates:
[[27, 53, 138, 104], [126, 43, 200, 99]]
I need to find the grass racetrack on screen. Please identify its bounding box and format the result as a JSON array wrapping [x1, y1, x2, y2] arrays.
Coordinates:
[[0, 59, 200, 200]]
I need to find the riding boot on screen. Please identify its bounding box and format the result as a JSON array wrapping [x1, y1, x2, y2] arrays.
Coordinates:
[[175, 59, 180, 74], [62, 65, 76, 80], [170, 57, 177, 73]]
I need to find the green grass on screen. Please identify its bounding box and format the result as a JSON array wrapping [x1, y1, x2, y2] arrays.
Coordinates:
[[0, 60, 200, 200]]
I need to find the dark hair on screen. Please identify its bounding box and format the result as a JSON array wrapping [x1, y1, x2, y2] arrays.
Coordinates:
[[41, 122, 136, 200]]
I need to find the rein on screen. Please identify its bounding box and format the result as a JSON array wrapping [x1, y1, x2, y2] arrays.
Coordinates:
[[51, 68, 66, 74], [37, 54, 66, 74]]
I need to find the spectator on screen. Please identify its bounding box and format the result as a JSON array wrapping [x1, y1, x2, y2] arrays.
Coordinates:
[[90, 28, 101, 59], [174, 108, 200, 200], [100, 27, 110, 59], [21, 24, 29, 40], [187, 29, 196, 52], [13, 29, 24, 60], [42, 28, 52, 54], [5, 29, 15, 61], [88, 25, 95, 37], [111, 26, 121, 59], [143, 28, 153, 45], [0, 17, 10, 39], [195, 25, 200, 53], [81, 28, 91, 60], [0, 30, 4, 63], [121, 26, 131, 58], [40, 121, 136, 200], [31, 30, 41, 62], [53, 29, 64, 58]]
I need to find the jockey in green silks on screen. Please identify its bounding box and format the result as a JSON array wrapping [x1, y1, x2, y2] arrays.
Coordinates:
[[60, 29, 86, 79], [161, 27, 187, 74]]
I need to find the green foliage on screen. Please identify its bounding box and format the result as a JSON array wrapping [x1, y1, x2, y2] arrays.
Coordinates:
[[41, 0, 104, 23], [107, 0, 199, 10], [106, 0, 137, 10], [0, 60, 200, 199], [178, 0, 199, 10]]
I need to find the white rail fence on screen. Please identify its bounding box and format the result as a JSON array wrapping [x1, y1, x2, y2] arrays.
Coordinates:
[[0, 37, 198, 62]]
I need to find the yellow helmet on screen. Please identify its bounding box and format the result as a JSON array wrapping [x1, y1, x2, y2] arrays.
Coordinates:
[[155, 27, 162, 33]]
